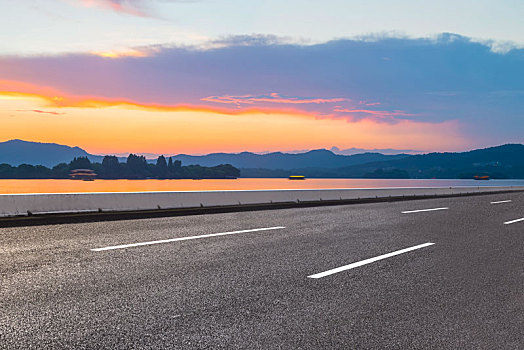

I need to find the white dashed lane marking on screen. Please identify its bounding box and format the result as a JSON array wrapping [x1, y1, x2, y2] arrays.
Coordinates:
[[308, 243, 435, 279], [402, 207, 448, 214], [91, 226, 286, 251]]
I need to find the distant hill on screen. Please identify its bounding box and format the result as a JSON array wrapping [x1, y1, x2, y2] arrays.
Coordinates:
[[241, 144, 524, 179], [330, 146, 420, 156], [170, 150, 408, 169], [343, 144, 524, 179], [0, 139, 408, 169], [0, 140, 103, 167]]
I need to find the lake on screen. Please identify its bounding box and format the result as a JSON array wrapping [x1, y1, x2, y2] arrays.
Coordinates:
[[1, 178, 524, 194]]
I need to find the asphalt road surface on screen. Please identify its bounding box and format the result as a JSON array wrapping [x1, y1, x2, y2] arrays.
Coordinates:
[[1, 192, 523, 349]]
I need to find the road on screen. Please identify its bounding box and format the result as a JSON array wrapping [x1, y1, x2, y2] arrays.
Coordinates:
[[1, 192, 523, 349]]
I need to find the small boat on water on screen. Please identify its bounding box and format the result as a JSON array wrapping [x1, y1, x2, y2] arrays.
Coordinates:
[[474, 175, 490, 180], [289, 175, 306, 180]]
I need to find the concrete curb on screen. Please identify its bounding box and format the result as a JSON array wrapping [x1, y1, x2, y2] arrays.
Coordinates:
[[1, 188, 522, 227]]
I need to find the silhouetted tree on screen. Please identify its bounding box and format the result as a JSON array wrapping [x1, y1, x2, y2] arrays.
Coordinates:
[[52, 163, 70, 178], [167, 157, 174, 174], [155, 155, 168, 178], [126, 154, 149, 178], [0, 156, 240, 179], [0, 164, 15, 178], [101, 156, 121, 178], [172, 159, 182, 178], [69, 156, 91, 169], [15, 164, 52, 178]]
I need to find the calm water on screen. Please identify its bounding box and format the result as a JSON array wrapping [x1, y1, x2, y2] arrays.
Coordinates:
[[1, 178, 524, 194]]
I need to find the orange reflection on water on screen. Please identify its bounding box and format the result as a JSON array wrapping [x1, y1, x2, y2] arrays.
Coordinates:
[[0, 178, 358, 194], [0, 178, 520, 194]]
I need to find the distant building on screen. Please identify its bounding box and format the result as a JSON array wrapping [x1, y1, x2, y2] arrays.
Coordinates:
[[69, 169, 97, 181]]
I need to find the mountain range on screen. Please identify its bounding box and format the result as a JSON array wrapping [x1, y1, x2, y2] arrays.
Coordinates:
[[0, 139, 104, 167], [0, 140, 408, 169], [1, 139, 524, 179], [171, 150, 408, 169], [241, 144, 524, 179]]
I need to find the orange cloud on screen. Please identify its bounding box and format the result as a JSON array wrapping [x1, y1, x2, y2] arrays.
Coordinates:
[[0, 80, 317, 118], [0, 80, 67, 99], [16, 110, 65, 115], [0, 80, 421, 125], [0, 79, 426, 128]]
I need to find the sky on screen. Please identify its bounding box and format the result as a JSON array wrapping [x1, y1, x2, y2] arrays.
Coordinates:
[[0, 0, 523, 155]]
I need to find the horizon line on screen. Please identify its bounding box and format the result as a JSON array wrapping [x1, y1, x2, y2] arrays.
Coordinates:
[[1, 138, 523, 159]]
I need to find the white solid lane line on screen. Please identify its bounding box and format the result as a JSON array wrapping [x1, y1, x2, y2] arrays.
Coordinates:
[[401, 207, 449, 214], [504, 218, 524, 225], [491, 200, 512, 204], [91, 226, 286, 251], [307, 242, 435, 279]]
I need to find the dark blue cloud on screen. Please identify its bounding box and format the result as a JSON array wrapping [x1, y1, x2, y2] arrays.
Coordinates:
[[1, 33, 523, 144]]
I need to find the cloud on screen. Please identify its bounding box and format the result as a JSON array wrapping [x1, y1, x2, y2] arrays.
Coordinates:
[[201, 93, 348, 106], [16, 109, 65, 115], [90, 49, 150, 58], [359, 101, 381, 106], [332, 108, 416, 122], [0, 34, 523, 141], [209, 34, 296, 48], [76, 0, 195, 17], [78, 0, 148, 17], [0, 80, 315, 118]]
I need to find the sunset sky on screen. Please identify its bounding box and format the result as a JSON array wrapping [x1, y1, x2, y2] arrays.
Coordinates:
[[1, 0, 523, 156]]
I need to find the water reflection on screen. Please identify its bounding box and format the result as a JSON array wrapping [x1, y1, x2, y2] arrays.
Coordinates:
[[1, 178, 524, 194]]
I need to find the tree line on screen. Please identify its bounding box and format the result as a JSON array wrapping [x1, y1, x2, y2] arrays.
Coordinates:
[[0, 155, 240, 179]]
